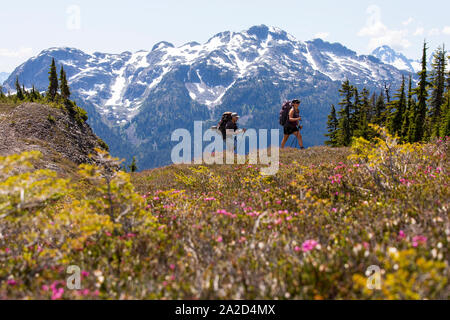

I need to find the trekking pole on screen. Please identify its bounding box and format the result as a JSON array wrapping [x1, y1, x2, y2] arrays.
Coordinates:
[[236, 131, 245, 154], [290, 135, 296, 148]]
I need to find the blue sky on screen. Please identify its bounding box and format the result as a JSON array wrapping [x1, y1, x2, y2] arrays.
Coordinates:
[[0, 0, 449, 72]]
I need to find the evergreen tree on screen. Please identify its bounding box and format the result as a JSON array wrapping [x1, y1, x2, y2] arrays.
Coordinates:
[[428, 45, 446, 137], [325, 104, 339, 146], [355, 88, 371, 140], [336, 80, 353, 146], [401, 75, 414, 139], [350, 87, 361, 134], [15, 76, 24, 100], [128, 157, 138, 173], [369, 92, 377, 123], [440, 93, 450, 137], [59, 66, 71, 100], [388, 75, 407, 137], [412, 41, 429, 142], [47, 58, 59, 101], [373, 91, 386, 125]]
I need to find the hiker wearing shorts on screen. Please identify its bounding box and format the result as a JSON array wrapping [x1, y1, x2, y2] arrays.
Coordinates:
[[281, 99, 304, 149]]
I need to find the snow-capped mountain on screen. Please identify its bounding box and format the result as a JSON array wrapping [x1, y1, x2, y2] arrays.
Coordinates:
[[4, 25, 409, 169], [0, 72, 10, 85], [371, 45, 421, 73]]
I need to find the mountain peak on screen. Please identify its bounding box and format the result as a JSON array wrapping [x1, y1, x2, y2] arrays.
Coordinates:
[[371, 45, 419, 73], [247, 25, 270, 40], [151, 41, 175, 52]]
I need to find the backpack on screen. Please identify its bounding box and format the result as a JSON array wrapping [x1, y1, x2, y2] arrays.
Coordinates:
[[218, 112, 233, 138], [279, 101, 292, 126]]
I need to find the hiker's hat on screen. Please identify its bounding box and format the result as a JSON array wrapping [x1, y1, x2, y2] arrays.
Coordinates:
[[231, 112, 239, 118]]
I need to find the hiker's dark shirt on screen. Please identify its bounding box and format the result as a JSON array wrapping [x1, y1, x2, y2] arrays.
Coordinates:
[[286, 108, 299, 128], [225, 121, 238, 132], [220, 121, 237, 140]]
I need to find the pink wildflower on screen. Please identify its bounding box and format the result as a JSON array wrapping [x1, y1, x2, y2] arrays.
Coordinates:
[[398, 230, 406, 240], [7, 279, 17, 286], [51, 288, 64, 300], [302, 239, 319, 252], [412, 235, 427, 247]]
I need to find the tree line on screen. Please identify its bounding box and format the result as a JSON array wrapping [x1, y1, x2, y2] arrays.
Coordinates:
[[0, 58, 88, 125], [325, 42, 449, 146], [1, 58, 71, 103]]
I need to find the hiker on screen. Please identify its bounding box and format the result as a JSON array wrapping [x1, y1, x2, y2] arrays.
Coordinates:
[[280, 99, 304, 149], [217, 112, 246, 152], [226, 112, 246, 151], [226, 113, 246, 135]]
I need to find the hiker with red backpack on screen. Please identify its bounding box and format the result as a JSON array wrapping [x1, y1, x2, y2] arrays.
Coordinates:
[[279, 99, 304, 149]]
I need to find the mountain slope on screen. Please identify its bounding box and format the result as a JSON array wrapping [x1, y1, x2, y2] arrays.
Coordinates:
[[3, 25, 410, 169]]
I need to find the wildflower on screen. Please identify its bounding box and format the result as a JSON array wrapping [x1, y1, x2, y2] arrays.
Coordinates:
[[217, 236, 223, 243], [388, 247, 398, 257], [302, 240, 319, 252], [398, 230, 406, 240], [412, 235, 427, 247], [169, 264, 175, 270], [332, 208, 337, 213], [81, 271, 90, 278], [42, 285, 49, 291], [276, 200, 282, 205], [153, 196, 160, 201], [294, 246, 301, 252], [7, 279, 17, 286], [51, 288, 64, 300]]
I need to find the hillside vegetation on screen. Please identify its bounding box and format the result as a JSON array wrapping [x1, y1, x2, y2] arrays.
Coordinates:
[[1, 127, 448, 299]]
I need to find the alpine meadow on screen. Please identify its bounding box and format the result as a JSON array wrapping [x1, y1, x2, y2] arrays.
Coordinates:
[[0, 1, 449, 305]]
